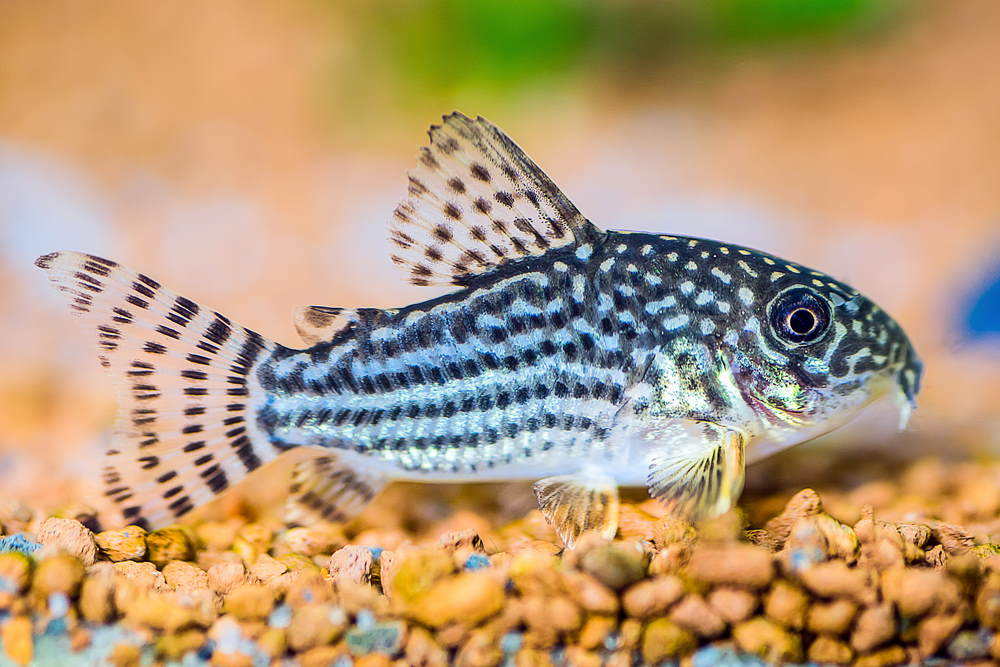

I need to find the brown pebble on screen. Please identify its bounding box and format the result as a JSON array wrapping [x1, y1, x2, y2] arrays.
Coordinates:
[[761, 488, 825, 550], [687, 543, 774, 588], [932, 521, 975, 555], [207, 561, 249, 594], [976, 572, 1000, 628], [808, 635, 852, 664], [194, 519, 242, 552], [299, 645, 348, 667], [807, 598, 857, 635], [883, 566, 959, 618], [232, 522, 273, 562], [196, 549, 240, 572], [622, 575, 684, 618], [354, 654, 392, 667], [107, 643, 141, 667], [337, 579, 390, 616], [708, 587, 758, 624], [438, 528, 485, 552], [328, 545, 374, 587], [223, 584, 275, 620], [80, 562, 116, 623], [95, 525, 147, 562], [854, 645, 907, 667], [698, 510, 744, 542], [155, 629, 206, 661], [618, 504, 658, 542], [562, 647, 602, 667], [618, 618, 642, 650], [562, 570, 619, 615], [283, 523, 347, 556], [404, 626, 449, 667], [32, 553, 85, 596], [653, 516, 697, 550], [69, 626, 91, 652], [917, 613, 963, 658], [580, 542, 647, 591], [284, 570, 334, 607], [287, 602, 347, 652], [145, 526, 194, 566], [114, 560, 167, 592], [648, 543, 691, 575], [408, 571, 504, 627], [732, 616, 802, 663], [455, 628, 503, 667], [549, 595, 583, 633], [798, 560, 873, 604], [925, 544, 948, 567], [578, 615, 616, 650], [0, 553, 31, 593], [36, 517, 98, 566], [765, 580, 809, 629], [123, 590, 200, 632], [162, 560, 209, 593], [641, 618, 695, 664], [851, 603, 896, 653], [897, 523, 932, 550], [509, 551, 561, 597], [257, 627, 286, 659], [249, 552, 287, 585], [277, 552, 318, 573], [385, 547, 455, 603], [2, 615, 32, 666], [669, 594, 725, 638]]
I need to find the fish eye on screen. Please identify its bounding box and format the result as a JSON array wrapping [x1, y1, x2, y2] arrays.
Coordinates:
[[769, 288, 831, 344]]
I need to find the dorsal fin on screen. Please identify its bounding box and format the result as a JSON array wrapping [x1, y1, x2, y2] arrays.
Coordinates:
[[388, 112, 604, 287], [294, 306, 392, 346]]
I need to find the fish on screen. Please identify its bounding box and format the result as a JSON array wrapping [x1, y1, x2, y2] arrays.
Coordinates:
[[37, 112, 922, 546]]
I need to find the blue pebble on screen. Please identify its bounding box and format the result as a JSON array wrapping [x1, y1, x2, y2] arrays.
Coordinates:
[[692, 646, 769, 667], [500, 631, 523, 655], [464, 553, 490, 570], [268, 604, 292, 629], [356, 609, 376, 631], [0, 533, 41, 555]]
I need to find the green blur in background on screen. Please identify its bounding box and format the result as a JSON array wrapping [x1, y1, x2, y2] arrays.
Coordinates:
[[344, 0, 903, 106]]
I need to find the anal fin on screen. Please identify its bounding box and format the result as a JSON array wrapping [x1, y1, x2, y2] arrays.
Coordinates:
[[646, 421, 747, 521], [533, 469, 619, 548], [285, 454, 387, 526]]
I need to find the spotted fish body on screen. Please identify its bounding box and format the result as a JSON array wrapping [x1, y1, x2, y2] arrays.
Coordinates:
[[38, 113, 921, 543]]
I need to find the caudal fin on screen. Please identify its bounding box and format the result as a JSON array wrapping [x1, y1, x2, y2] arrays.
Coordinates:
[[37, 251, 286, 528]]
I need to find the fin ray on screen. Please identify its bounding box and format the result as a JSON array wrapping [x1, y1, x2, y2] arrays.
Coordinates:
[[533, 469, 619, 548], [37, 251, 285, 528], [389, 112, 603, 287], [646, 421, 747, 521], [285, 454, 386, 526]]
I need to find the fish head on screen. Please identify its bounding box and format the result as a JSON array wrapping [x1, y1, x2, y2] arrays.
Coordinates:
[[723, 259, 922, 457]]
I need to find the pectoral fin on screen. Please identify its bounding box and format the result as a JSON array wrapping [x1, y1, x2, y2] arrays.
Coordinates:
[[646, 421, 747, 521], [285, 454, 387, 526], [533, 469, 619, 548]]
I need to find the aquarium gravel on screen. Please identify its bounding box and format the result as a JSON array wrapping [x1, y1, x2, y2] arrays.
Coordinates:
[[2, 456, 1000, 666]]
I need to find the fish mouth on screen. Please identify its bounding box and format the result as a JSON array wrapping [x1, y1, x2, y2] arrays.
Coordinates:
[[738, 384, 811, 428]]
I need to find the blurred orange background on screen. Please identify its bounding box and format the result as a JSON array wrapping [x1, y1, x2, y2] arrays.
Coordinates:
[[1, 1, 998, 511]]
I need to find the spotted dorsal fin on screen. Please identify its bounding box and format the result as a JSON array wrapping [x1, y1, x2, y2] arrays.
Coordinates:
[[294, 306, 392, 346], [389, 112, 604, 287]]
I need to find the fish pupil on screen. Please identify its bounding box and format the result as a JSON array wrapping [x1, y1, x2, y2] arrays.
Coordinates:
[[770, 287, 830, 344], [787, 308, 817, 335]]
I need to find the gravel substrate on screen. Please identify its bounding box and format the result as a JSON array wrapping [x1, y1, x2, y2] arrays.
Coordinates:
[[2, 456, 1000, 666]]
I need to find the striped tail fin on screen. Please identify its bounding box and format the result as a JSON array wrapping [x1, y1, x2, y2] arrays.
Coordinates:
[[36, 251, 288, 529]]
